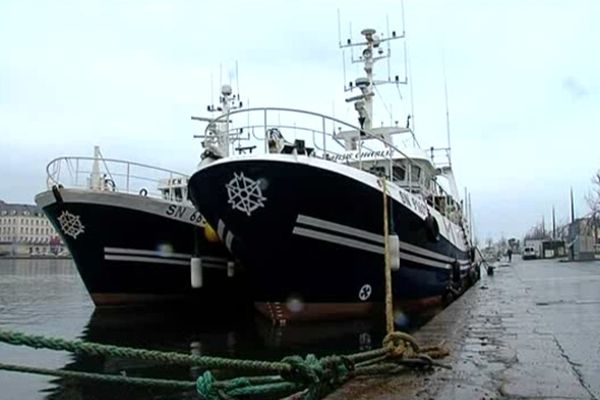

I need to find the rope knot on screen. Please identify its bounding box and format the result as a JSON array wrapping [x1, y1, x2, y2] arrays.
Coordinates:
[[281, 354, 323, 384], [319, 355, 354, 384], [196, 371, 220, 400], [382, 332, 420, 358]]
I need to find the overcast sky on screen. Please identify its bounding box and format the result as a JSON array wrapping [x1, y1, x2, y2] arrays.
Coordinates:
[[1, 0, 599, 241]]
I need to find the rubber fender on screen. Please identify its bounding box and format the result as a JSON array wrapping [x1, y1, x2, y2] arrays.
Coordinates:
[[388, 234, 400, 271], [139, 188, 148, 196], [424, 215, 440, 242]]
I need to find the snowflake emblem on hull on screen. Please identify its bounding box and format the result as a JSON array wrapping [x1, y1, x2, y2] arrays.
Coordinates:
[[57, 210, 85, 239], [225, 172, 267, 216]]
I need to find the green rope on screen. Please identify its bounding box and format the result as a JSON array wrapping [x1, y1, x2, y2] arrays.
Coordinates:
[[0, 327, 450, 400], [0, 362, 195, 389], [0, 329, 288, 374]]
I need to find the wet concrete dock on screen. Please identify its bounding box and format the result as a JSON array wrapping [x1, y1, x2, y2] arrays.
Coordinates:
[[327, 257, 600, 399]]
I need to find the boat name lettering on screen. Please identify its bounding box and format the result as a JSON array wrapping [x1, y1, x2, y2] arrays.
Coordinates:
[[443, 218, 457, 242], [410, 197, 427, 216], [165, 204, 187, 218], [189, 211, 204, 224], [398, 191, 411, 207], [332, 149, 393, 161]]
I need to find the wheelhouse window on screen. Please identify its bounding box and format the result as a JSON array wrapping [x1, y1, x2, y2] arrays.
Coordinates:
[[369, 165, 386, 177], [174, 187, 183, 202], [392, 165, 406, 182], [411, 165, 421, 182]]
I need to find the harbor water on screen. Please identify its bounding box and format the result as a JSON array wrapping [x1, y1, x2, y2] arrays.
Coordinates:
[[0, 259, 436, 400]]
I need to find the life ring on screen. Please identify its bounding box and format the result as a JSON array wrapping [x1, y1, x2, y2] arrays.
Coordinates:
[[139, 188, 148, 197], [424, 214, 440, 242]]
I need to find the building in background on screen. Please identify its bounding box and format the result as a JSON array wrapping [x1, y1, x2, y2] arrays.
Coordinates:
[[0, 199, 67, 257]]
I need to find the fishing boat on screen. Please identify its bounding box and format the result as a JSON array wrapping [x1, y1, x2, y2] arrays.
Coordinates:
[[35, 87, 247, 309], [187, 27, 478, 322]]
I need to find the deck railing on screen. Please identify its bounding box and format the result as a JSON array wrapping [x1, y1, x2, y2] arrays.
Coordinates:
[[199, 106, 419, 179], [46, 156, 189, 202], [197, 107, 467, 226]]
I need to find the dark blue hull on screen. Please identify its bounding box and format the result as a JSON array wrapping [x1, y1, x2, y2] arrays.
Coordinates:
[[188, 157, 475, 321], [36, 188, 249, 312]]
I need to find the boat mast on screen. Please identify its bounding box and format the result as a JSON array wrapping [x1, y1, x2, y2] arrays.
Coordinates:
[[443, 57, 452, 164], [192, 77, 243, 159], [90, 145, 102, 190], [341, 28, 405, 132]]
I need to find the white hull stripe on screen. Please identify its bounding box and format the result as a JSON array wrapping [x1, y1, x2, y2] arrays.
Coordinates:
[[292, 225, 472, 271], [104, 247, 191, 259], [296, 214, 384, 245], [217, 219, 226, 239], [104, 247, 229, 264], [202, 262, 227, 270], [292, 227, 385, 255], [104, 255, 229, 268], [398, 252, 450, 270], [104, 254, 189, 266], [398, 241, 455, 263], [225, 231, 234, 252], [295, 214, 465, 265]]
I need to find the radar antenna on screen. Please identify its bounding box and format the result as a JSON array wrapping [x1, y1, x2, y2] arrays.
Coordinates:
[[191, 66, 244, 158], [339, 22, 406, 132]]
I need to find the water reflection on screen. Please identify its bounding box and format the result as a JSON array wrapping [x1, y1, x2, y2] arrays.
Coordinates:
[[0, 259, 441, 400], [42, 305, 440, 400]]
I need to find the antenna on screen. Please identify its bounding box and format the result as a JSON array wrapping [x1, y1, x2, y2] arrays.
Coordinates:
[[235, 60, 240, 98], [401, 0, 408, 83], [338, 10, 348, 91], [443, 53, 451, 151], [386, 14, 391, 81], [219, 63, 222, 89], [407, 42, 415, 133], [337, 9, 342, 47], [210, 73, 214, 108], [339, 20, 405, 132], [464, 186, 468, 221]]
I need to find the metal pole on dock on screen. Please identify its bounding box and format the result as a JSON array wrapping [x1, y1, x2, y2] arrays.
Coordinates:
[[468, 193, 473, 243]]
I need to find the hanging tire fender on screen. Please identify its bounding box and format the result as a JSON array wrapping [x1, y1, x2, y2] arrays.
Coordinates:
[[424, 214, 440, 242]]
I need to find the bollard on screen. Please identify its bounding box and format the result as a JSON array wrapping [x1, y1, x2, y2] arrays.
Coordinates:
[[227, 261, 235, 278]]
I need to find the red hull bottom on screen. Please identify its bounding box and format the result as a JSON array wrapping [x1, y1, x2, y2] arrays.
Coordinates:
[[256, 295, 443, 323], [91, 293, 190, 306]]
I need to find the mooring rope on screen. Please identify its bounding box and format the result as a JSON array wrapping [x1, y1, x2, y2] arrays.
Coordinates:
[[381, 176, 395, 336], [0, 329, 288, 373], [0, 362, 196, 389], [0, 327, 449, 399]]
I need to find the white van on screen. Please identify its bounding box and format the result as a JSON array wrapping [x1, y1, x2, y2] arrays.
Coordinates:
[[523, 246, 536, 260]]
